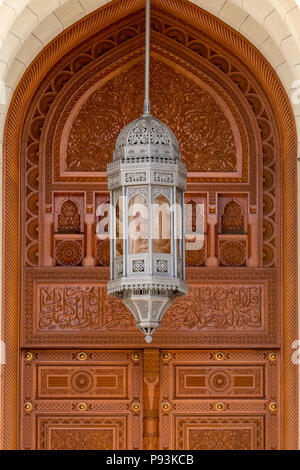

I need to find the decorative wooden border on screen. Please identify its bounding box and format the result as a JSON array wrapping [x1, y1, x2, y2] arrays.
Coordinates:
[[1, 0, 298, 449]]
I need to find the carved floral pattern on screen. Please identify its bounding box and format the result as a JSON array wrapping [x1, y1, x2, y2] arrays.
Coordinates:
[[22, 12, 278, 268], [50, 429, 114, 450], [7, 4, 288, 452], [58, 200, 80, 233], [186, 246, 206, 266], [22, 350, 143, 450], [38, 415, 127, 450], [66, 60, 237, 173], [219, 240, 246, 267], [96, 239, 110, 266], [160, 351, 278, 450], [189, 429, 252, 450], [55, 240, 83, 266], [221, 201, 244, 233]]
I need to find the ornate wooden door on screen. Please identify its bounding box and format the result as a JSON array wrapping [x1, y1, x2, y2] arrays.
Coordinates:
[[20, 348, 280, 449], [159, 350, 280, 450], [11, 3, 297, 450], [21, 350, 143, 450]]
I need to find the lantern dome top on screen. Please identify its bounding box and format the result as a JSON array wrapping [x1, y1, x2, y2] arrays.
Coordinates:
[[114, 113, 181, 162]]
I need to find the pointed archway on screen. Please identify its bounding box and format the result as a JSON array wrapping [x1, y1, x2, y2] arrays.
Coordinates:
[[1, 0, 298, 449]]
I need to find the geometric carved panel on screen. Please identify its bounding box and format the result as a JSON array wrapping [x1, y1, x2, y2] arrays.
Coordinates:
[[37, 366, 128, 399], [175, 366, 264, 398], [20, 350, 143, 450], [160, 350, 280, 450]]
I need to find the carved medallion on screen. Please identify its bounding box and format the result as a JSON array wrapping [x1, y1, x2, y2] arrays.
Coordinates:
[[219, 240, 246, 267], [55, 240, 83, 266]]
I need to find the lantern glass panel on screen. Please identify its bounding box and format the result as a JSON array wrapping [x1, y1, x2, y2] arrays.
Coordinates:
[[116, 198, 123, 257], [176, 189, 183, 257], [128, 195, 149, 254], [152, 195, 171, 254]]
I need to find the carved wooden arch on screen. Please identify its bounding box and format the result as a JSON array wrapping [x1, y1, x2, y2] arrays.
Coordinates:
[[1, 0, 297, 450], [23, 10, 267, 343]]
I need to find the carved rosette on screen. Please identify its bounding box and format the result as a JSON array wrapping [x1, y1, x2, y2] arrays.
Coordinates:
[[219, 241, 246, 267], [186, 246, 206, 267], [55, 240, 83, 266], [96, 239, 110, 266]]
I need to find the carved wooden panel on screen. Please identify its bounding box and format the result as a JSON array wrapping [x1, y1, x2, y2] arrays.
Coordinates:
[[20, 8, 278, 270], [20, 8, 276, 265], [159, 350, 280, 450], [20, 350, 143, 450], [37, 416, 127, 450], [22, 268, 279, 347], [37, 365, 128, 399], [175, 366, 264, 398], [64, 60, 240, 175], [175, 416, 264, 450]]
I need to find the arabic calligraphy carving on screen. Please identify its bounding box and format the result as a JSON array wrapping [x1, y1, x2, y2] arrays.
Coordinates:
[[163, 285, 263, 330], [38, 285, 134, 330], [37, 284, 263, 332]]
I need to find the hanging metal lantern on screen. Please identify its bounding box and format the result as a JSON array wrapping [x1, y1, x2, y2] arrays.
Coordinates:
[[107, 0, 188, 343]]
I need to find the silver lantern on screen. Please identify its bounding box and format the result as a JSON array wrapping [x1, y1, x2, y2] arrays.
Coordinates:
[[106, 0, 188, 343]]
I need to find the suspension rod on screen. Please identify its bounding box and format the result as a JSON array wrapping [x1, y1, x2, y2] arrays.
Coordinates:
[[144, 0, 151, 115]]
